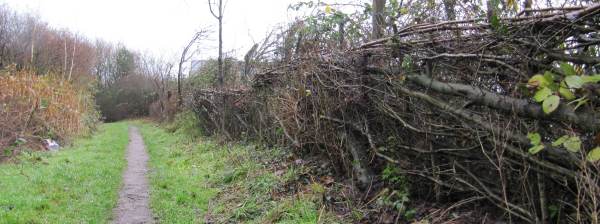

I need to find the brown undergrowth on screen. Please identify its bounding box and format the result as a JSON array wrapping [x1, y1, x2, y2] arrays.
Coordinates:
[[0, 67, 99, 160], [187, 4, 600, 223]]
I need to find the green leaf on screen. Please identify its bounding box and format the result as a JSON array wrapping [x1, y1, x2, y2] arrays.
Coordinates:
[[552, 135, 569, 147], [490, 14, 500, 30], [528, 74, 549, 88], [533, 87, 552, 102], [582, 75, 600, 84], [399, 7, 409, 15], [527, 132, 542, 145], [401, 55, 412, 69], [558, 87, 575, 100], [563, 136, 581, 153], [543, 71, 555, 83], [587, 147, 600, 162], [565, 76, 584, 89], [547, 82, 559, 91], [560, 62, 577, 76], [559, 80, 568, 88], [542, 95, 560, 114], [528, 145, 544, 155]]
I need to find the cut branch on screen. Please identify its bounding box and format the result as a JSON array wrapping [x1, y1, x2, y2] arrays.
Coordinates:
[[406, 74, 600, 131]]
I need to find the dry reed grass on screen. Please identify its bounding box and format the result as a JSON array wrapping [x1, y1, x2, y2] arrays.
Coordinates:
[[0, 66, 98, 157]]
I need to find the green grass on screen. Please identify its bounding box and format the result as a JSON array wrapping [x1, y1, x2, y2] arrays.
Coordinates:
[[137, 122, 223, 223], [209, 153, 333, 224], [138, 120, 341, 223], [0, 122, 129, 224], [0, 118, 341, 223], [205, 144, 343, 224]]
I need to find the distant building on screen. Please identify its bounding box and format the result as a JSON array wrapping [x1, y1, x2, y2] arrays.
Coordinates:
[[189, 60, 208, 76]]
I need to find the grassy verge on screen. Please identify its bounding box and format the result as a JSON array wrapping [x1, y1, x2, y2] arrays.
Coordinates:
[[137, 122, 221, 223], [137, 116, 342, 223], [0, 122, 129, 223], [205, 144, 340, 224]]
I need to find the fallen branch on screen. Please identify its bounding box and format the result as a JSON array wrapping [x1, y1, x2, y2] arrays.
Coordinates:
[[406, 74, 600, 131]]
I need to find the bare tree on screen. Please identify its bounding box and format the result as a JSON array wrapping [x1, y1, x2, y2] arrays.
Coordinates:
[[372, 0, 386, 39], [177, 30, 207, 107], [443, 0, 457, 21], [63, 31, 68, 77], [523, 0, 532, 16], [208, 0, 224, 87], [68, 35, 77, 81], [208, 0, 227, 137], [29, 19, 37, 68], [141, 55, 173, 120], [243, 43, 258, 83]]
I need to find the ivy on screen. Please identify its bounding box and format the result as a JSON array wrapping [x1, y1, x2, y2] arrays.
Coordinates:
[[582, 75, 600, 83], [529, 145, 544, 154], [563, 136, 582, 153], [542, 95, 560, 114], [529, 133, 598, 163], [549, 135, 581, 153], [527, 132, 544, 154], [565, 75, 583, 89], [528, 74, 550, 88], [560, 62, 577, 76], [528, 62, 600, 114], [551, 135, 569, 147], [587, 147, 600, 162], [533, 87, 551, 102], [401, 55, 412, 70], [558, 86, 575, 100], [289, 1, 362, 44], [527, 132, 541, 145]]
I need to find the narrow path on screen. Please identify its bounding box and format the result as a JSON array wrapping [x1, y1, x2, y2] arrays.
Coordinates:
[[113, 126, 154, 224]]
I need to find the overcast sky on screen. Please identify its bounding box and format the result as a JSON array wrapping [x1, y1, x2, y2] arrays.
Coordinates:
[[1, 0, 303, 60]]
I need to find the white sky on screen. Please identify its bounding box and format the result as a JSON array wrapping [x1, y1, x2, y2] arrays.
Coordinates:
[[0, 0, 303, 60]]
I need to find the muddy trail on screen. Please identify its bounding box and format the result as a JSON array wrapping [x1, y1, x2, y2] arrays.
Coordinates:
[[112, 126, 154, 224]]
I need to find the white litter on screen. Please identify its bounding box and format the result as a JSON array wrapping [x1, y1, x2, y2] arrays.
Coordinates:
[[44, 139, 60, 151]]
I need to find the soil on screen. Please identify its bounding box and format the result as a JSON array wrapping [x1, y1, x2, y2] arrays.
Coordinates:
[[112, 126, 154, 224]]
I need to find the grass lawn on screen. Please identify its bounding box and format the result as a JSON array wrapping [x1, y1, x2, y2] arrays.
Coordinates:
[[0, 122, 129, 224], [137, 122, 222, 223], [137, 117, 341, 224], [0, 118, 340, 224]]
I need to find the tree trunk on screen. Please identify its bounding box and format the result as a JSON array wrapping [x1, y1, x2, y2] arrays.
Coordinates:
[[216, 0, 226, 136], [177, 56, 184, 107], [341, 130, 373, 188], [372, 0, 386, 40], [339, 20, 346, 48], [208, 0, 226, 136], [177, 31, 205, 108], [217, 2, 223, 87], [68, 37, 77, 81], [443, 0, 456, 21]]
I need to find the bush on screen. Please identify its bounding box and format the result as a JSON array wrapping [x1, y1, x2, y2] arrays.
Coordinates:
[[165, 110, 204, 139], [0, 68, 99, 154], [95, 75, 156, 122]]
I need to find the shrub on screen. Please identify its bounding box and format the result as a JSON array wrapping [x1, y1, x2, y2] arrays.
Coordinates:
[[0, 67, 99, 155], [165, 110, 204, 139]]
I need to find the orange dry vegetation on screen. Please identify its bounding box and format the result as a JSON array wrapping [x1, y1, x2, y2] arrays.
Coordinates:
[[0, 68, 97, 155]]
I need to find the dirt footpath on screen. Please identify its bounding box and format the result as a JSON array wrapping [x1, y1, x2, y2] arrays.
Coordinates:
[[112, 126, 153, 224]]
